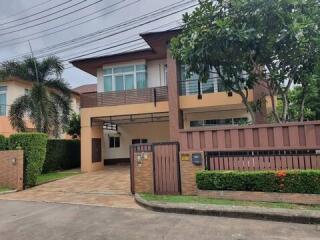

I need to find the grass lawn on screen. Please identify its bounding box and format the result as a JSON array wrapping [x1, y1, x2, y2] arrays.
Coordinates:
[[0, 187, 12, 192], [141, 193, 320, 211], [36, 169, 81, 185]]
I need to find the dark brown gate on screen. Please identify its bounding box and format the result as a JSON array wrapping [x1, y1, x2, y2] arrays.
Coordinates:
[[153, 142, 181, 195]]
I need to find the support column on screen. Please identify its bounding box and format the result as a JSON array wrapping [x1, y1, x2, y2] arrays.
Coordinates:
[[81, 114, 104, 172], [167, 47, 182, 141]]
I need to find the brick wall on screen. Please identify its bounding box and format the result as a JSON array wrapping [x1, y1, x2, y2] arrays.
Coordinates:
[[0, 150, 23, 190], [180, 151, 205, 195], [134, 152, 154, 194]]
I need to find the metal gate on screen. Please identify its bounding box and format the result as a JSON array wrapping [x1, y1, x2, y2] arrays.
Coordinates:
[[153, 142, 181, 195]]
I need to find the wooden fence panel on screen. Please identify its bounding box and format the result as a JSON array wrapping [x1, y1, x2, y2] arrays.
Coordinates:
[[180, 121, 320, 152], [206, 150, 320, 171]]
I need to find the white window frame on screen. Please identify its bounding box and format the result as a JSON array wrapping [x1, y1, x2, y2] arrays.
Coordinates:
[[103, 63, 147, 92]]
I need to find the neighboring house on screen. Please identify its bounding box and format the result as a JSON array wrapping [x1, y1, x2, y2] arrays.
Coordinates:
[[72, 83, 97, 94], [0, 77, 80, 137], [71, 29, 271, 172]]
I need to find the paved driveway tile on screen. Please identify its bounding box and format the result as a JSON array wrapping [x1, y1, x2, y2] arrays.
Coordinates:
[[0, 165, 140, 209]]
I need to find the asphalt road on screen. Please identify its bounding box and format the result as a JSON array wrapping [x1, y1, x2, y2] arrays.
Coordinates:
[[0, 200, 319, 240]]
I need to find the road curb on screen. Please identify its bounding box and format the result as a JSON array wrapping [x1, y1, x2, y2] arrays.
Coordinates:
[[135, 194, 320, 224]]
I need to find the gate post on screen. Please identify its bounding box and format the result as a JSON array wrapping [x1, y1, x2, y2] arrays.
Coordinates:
[[131, 145, 154, 194]]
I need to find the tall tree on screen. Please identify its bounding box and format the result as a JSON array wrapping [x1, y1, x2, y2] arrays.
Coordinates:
[[0, 56, 71, 137], [171, 0, 320, 123]]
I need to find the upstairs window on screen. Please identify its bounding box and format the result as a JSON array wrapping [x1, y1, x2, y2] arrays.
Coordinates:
[[103, 64, 147, 92], [179, 65, 225, 96], [0, 86, 7, 116]]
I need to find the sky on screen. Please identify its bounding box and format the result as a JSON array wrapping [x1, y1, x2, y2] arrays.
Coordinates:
[[0, 0, 197, 89]]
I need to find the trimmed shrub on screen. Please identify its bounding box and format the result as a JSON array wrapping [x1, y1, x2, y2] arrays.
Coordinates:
[[43, 139, 80, 173], [8, 133, 48, 187], [196, 170, 320, 194], [0, 135, 7, 150]]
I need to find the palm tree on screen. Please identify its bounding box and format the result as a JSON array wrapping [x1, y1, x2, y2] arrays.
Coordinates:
[[0, 56, 71, 137]]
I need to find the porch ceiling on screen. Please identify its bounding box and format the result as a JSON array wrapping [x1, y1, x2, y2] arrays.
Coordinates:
[[91, 112, 169, 126]]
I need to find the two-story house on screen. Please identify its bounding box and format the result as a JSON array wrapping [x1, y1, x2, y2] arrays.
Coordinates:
[[0, 77, 80, 137], [71, 29, 269, 172]]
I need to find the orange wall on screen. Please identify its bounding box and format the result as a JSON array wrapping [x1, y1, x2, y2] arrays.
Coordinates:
[[0, 116, 35, 137], [179, 90, 254, 110]]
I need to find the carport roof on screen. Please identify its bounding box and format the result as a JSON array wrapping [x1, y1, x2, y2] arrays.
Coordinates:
[[91, 112, 169, 126]]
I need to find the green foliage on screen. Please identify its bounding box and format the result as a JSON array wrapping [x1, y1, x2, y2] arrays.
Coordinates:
[[288, 74, 320, 121], [66, 113, 80, 138], [8, 133, 48, 187], [43, 139, 80, 173], [171, 0, 320, 123], [196, 170, 320, 194], [0, 56, 71, 137], [0, 135, 7, 150]]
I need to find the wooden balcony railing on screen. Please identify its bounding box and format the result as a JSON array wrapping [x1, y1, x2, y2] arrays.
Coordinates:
[[80, 86, 168, 108]]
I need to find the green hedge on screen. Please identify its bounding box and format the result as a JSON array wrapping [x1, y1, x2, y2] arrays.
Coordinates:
[[0, 135, 7, 150], [43, 139, 80, 173], [196, 170, 320, 194], [8, 133, 48, 187]]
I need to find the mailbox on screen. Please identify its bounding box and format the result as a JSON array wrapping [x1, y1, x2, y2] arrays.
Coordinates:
[[192, 153, 202, 166]]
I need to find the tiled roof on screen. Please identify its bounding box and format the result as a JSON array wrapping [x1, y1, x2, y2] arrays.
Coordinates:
[[72, 84, 97, 94]]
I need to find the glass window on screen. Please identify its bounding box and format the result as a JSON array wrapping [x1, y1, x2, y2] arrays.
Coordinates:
[[125, 74, 134, 90], [103, 64, 147, 92], [190, 117, 249, 127], [0, 93, 6, 116], [104, 68, 112, 75], [115, 75, 124, 91], [114, 65, 134, 74], [109, 136, 120, 148], [164, 64, 168, 86], [136, 72, 146, 89], [0, 86, 7, 116], [104, 76, 113, 92], [190, 120, 204, 127], [136, 65, 146, 71]]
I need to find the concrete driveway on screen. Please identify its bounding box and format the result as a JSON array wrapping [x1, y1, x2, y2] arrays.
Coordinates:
[[0, 200, 319, 240], [0, 165, 139, 209]]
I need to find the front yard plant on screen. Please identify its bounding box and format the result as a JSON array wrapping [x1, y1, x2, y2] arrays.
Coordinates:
[[43, 139, 80, 173], [8, 133, 48, 187], [196, 170, 320, 194]]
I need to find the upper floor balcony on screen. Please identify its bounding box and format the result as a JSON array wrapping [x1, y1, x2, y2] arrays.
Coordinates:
[[80, 86, 168, 108]]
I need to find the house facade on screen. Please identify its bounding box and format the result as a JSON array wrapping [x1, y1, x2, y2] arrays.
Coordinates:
[[0, 77, 80, 137], [71, 29, 271, 172]]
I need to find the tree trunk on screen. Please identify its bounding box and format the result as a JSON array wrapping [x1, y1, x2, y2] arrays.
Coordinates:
[[237, 90, 256, 124], [281, 93, 289, 122], [268, 88, 282, 123]]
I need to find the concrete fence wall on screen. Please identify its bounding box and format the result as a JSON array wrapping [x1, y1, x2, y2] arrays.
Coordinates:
[[131, 121, 320, 196], [0, 150, 23, 190]]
